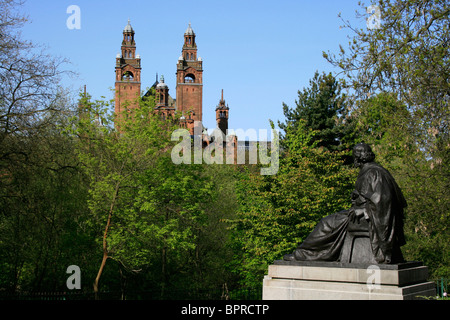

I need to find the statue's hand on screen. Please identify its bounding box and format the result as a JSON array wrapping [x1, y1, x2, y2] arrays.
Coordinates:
[[349, 207, 364, 223]]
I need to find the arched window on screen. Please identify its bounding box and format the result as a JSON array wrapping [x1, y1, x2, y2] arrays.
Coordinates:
[[122, 71, 134, 81], [184, 74, 195, 83]]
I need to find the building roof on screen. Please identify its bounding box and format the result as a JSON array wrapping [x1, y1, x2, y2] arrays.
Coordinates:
[[185, 22, 195, 35], [156, 75, 168, 89], [124, 19, 134, 33]]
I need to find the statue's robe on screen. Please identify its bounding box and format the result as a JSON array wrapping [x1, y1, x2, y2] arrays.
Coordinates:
[[292, 162, 407, 264]]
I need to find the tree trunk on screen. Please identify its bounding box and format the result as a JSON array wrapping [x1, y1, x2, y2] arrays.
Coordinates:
[[118, 262, 127, 300], [93, 181, 120, 300], [161, 241, 167, 299], [161, 210, 169, 299], [93, 253, 108, 300]]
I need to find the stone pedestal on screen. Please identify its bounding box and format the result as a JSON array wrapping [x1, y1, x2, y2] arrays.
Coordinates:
[[263, 260, 436, 300]]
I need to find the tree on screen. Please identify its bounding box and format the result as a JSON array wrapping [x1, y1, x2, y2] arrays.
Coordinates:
[[75, 92, 236, 298], [0, 1, 84, 292], [75, 93, 170, 297], [323, 0, 449, 159], [0, 93, 93, 292], [353, 92, 449, 278], [279, 71, 354, 152], [228, 120, 356, 288], [353, 92, 412, 164], [0, 0, 70, 144], [323, 0, 449, 278]]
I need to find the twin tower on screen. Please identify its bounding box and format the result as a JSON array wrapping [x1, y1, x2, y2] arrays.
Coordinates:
[[114, 20, 229, 135]]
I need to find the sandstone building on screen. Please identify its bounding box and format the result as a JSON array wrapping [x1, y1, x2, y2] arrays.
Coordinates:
[[114, 20, 229, 136]]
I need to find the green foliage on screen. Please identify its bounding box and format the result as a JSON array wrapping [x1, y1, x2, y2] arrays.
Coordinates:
[[1, 0, 447, 298], [0, 103, 93, 291], [72, 93, 241, 295], [76, 94, 182, 285], [228, 120, 357, 288], [279, 71, 354, 152], [325, 0, 449, 115], [326, 0, 449, 278], [399, 149, 449, 279], [349, 92, 449, 279], [353, 92, 412, 163]]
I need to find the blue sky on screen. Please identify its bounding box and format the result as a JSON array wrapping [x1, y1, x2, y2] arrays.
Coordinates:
[[20, 0, 366, 139]]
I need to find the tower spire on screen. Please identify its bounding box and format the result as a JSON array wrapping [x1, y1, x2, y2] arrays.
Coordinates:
[[124, 18, 134, 33], [115, 19, 141, 128], [185, 22, 194, 35], [216, 89, 229, 134], [177, 23, 203, 134]]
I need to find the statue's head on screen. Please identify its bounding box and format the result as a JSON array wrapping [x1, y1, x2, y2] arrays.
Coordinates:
[[353, 143, 375, 168]]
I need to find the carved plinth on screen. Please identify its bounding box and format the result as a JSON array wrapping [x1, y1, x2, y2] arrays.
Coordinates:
[[262, 261, 436, 300]]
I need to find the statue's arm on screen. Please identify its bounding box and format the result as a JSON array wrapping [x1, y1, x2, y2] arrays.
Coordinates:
[[349, 205, 368, 223], [349, 169, 379, 222]]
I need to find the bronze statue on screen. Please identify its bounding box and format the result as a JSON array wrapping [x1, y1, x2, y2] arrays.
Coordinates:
[[284, 143, 407, 264]]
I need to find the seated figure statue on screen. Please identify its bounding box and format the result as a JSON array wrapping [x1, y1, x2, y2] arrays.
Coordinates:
[[284, 143, 407, 264]]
